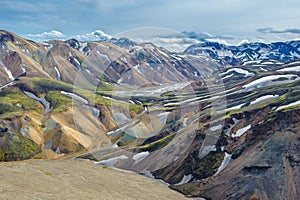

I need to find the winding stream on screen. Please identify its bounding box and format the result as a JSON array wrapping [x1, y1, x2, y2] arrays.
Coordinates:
[[24, 91, 51, 114]]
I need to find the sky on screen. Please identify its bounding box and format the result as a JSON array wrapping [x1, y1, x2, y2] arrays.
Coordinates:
[[1, 0, 300, 45]]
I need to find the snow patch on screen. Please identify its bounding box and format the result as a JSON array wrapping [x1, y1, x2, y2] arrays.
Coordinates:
[[243, 75, 299, 90], [183, 118, 188, 127], [225, 103, 245, 111], [117, 78, 123, 84], [214, 152, 232, 175], [96, 155, 128, 167], [74, 58, 81, 67], [61, 91, 88, 104], [3, 66, 14, 81], [103, 96, 127, 104], [107, 124, 130, 136], [0, 81, 15, 90], [276, 100, 300, 111], [277, 65, 300, 72], [54, 67, 61, 81], [157, 48, 169, 58], [85, 69, 92, 75], [175, 174, 194, 185], [232, 125, 251, 138], [250, 95, 279, 106], [221, 73, 234, 80], [260, 67, 268, 72], [221, 68, 255, 78], [133, 151, 149, 164], [224, 118, 239, 136], [121, 57, 127, 62], [133, 62, 144, 75]]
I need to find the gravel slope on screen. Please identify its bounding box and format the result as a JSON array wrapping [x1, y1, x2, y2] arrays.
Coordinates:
[[0, 159, 189, 200]]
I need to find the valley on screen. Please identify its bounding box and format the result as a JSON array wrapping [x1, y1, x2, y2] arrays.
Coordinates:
[[0, 30, 300, 199]]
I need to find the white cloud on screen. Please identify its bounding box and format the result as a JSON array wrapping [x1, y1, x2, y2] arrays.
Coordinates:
[[236, 39, 250, 46], [257, 27, 300, 34], [26, 29, 113, 42], [26, 30, 65, 40], [72, 30, 112, 41], [114, 27, 201, 52], [132, 37, 200, 52], [206, 38, 229, 46], [150, 37, 200, 52]]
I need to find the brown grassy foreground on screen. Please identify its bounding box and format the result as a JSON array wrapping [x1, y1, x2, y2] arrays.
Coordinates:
[[0, 159, 189, 200]]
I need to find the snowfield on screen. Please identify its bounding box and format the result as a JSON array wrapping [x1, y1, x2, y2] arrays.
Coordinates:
[[276, 100, 300, 111], [61, 91, 89, 104], [214, 152, 232, 176], [250, 95, 279, 106], [243, 75, 299, 90], [96, 155, 128, 167], [133, 151, 150, 164], [175, 174, 194, 185], [221, 68, 255, 78], [54, 67, 61, 81], [277, 65, 300, 72]]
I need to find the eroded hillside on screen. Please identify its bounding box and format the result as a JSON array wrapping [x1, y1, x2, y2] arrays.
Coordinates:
[[1, 30, 300, 199]]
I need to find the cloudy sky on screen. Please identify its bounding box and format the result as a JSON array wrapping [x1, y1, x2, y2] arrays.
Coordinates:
[[1, 0, 300, 44]]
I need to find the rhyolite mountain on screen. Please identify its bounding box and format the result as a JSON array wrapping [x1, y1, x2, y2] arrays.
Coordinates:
[[0, 30, 221, 86], [1, 30, 300, 200]]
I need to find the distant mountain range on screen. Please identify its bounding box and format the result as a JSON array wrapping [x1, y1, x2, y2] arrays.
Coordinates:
[[91, 30, 300, 67], [88, 31, 300, 68], [25, 29, 300, 63], [184, 40, 300, 66]]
